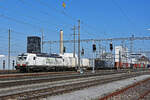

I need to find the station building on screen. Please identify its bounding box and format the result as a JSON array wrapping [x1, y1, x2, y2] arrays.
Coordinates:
[[0, 55, 16, 70]]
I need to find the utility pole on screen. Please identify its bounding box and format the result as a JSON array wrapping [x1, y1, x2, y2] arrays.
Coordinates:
[[49, 42, 51, 54], [73, 25, 76, 58], [72, 25, 77, 70], [78, 20, 80, 71], [8, 29, 10, 70], [92, 41, 95, 73], [41, 29, 44, 53]]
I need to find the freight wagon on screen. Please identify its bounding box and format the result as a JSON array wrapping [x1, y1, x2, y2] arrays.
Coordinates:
[[94, 58, 114, 69]]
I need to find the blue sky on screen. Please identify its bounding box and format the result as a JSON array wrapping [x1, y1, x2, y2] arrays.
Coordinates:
[[0, 0, 150, 55]]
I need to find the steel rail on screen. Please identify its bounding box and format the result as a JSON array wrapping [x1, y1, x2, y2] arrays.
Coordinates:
[[0, 69, 147, 79], [0, 69, 148, 89], [0, 71, 124, 88], [0, 71, 149, 100], [0, 71, 77, 79], [99, 75, 150, 100], [137, 89, 150, 100]]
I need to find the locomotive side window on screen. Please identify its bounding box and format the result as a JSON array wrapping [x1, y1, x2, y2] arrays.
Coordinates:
[[24, 57, 27, 59], [33, 57, 36, 60], [18, 57, 22, 60]]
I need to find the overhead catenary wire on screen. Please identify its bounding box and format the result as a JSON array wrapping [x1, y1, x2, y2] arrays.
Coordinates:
[[37, 0, 77, 21], [17, 0, 106, 40], [0, 29, 29, 55], [0, 28, 31, 40], [0, 1, 63, 36], [36, 0, 100, 36], [0, 12, 60, 36], [18, 0, 72, 33], [0, 5, 58, 29], [0, 14, 41, 29], [18, 0, 71, 27], [111, 0, 136, 28]]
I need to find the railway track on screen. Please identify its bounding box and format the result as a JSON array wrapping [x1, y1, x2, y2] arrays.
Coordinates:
[[0, 70, 126, 89], [0, 70, 149, 100], [99, 76, 150, 100], [0, 69, 148, 79], [0, 68, 148, 76], [0, 70, 19, 74], [0, 70, 148, 89], [0, 71, 78, 79]]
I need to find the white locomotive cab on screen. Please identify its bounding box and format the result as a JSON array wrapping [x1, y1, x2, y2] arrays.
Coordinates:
[[16, 53, 28, 66]]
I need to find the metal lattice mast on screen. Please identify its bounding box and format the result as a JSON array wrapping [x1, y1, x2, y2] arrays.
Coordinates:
[[8, 29, 10, 70], [78, 20, 80, 70]]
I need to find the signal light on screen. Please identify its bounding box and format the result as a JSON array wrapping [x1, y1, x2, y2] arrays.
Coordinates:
[[63, 46, 66, 53], [12, 60, 15, 67], [81, 48, 84, 56], [93, 44, 96, 52], [110, 42, 113, 51]]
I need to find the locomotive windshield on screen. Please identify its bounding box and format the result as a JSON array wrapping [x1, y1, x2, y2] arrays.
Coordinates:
[[18, 54, 27, 60]]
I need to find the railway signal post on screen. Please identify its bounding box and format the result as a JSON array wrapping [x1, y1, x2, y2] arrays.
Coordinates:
[[92, 42, 96, 73], [78, 20, 81, 72]]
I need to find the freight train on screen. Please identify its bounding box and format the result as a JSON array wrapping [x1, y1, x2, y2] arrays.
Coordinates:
[[15, 53, 148, 72], [15, 53, 90, 72]]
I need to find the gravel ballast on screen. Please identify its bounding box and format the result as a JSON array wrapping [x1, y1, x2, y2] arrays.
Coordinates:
[[44, 75, 150, 100]]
